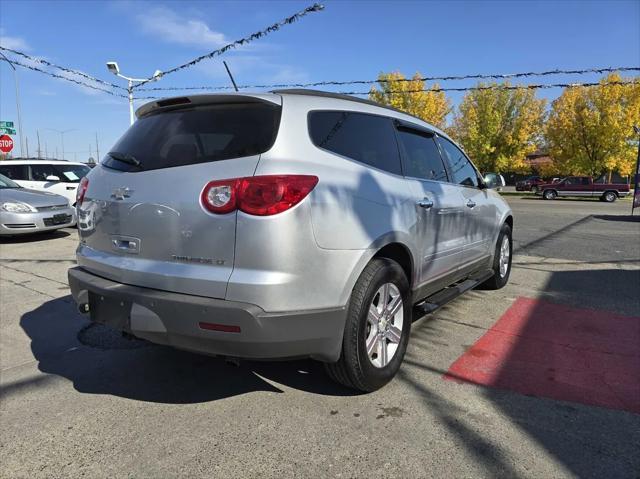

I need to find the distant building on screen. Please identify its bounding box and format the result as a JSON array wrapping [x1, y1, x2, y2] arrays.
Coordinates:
[[524, 150, 553, 172]]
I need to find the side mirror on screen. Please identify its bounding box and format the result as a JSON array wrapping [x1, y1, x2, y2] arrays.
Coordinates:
[[46, 175, 61, 182], [483, 173, 505, 189]]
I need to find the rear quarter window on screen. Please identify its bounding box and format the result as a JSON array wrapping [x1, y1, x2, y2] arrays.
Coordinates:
[[103, 102, 281, 172], [308, 111, 402, 175]]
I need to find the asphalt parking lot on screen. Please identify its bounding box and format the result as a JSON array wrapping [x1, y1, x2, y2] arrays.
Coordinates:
[[1, 196, 639, 478]]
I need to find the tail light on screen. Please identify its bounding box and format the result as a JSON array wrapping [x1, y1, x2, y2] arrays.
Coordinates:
[[201, 175, 318, 216], [76, 177, 89, 206]]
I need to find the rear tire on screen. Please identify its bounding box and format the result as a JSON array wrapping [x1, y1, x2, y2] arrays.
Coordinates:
[[543, 189, 557, 200], [325, 258, 411, 392], [479, 223, 512, 290], [602, 191, 617, 203]]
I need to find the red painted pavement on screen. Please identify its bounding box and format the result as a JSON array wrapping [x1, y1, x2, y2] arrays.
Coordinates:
[[444, 297, 640, 414]]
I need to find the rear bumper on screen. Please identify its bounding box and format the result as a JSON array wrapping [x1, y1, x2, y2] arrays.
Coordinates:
[[68, 267, 346, 362]]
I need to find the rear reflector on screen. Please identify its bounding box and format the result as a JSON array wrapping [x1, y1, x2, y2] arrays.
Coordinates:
[[199, 322, 241, 333]]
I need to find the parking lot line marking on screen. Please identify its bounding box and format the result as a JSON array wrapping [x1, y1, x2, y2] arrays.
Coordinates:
[[444, 297, 640, 414]]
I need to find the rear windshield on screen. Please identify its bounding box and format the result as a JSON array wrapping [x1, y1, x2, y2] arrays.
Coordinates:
[[103, 102, 281, 172]]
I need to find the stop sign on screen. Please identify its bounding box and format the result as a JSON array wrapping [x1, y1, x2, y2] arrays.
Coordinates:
[[0, 135, 13, 153]]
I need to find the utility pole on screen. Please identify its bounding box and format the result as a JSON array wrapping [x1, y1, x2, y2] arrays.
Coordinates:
[[55, 146, 58, 159], [25, 137, 29, 158], [37, 130, 42, 158], [0, 52, 26, 157], [95, 132, 100, 161], [45, 142, 48, 159]]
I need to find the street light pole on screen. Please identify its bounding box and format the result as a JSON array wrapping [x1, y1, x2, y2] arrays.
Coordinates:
[[106, 62, 162, 125], [43, 128, 77, 160], [0, 52, 26, 157]]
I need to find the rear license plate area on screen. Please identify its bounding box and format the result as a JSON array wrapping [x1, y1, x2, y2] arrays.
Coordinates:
[[88, 292, 132, 330]]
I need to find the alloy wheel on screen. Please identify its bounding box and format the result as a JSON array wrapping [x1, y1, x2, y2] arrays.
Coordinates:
[[365, 283, 403, 368]]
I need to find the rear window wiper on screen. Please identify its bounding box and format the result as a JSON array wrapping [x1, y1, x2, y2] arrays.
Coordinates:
[[108, 151, 142, 168]]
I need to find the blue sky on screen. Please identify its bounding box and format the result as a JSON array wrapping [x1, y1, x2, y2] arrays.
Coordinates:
[[1, 0, 638, 161]]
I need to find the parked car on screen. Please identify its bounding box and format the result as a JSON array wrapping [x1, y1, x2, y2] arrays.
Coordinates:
[[0, 159, 91, 206], [0, 174, 76, 235], [68, 90, 513, 391], [536, 176, 630, 202], [515, 175, 545, 192]]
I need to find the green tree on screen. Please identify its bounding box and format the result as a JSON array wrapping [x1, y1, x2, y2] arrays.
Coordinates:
[[369, 72, 451, 129], [450, 83, 546, 173], [545, 73, 640, 178]]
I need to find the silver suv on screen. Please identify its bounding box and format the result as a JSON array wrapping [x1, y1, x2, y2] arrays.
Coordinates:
[[69, 90, 513, 391]]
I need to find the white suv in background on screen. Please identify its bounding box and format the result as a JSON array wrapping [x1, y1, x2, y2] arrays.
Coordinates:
[[0, 160, 92, 206]]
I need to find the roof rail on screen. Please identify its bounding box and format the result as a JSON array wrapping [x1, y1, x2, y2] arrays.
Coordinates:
[[271, 88, 425, 123]]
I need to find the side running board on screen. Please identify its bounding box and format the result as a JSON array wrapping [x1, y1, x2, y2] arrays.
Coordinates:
[[415, 269, 494, 315]]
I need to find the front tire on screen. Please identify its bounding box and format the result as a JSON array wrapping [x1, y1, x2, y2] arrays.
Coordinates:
[[325, 258, 411, 392], [479, 223, 512, 290]]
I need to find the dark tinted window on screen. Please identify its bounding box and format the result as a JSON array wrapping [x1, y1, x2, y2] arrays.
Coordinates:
[[0, 164, 28, 180], [31, 164, 62, 181], [309, 111, 401, 175], [581, 177, 590, 185], [104, 102, 281, 172], [396, 128, 448, 181], [437, 137, 479, 188]]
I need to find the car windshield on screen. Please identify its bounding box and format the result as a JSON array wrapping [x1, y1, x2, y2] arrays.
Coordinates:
[[0, 174, 21, 189]]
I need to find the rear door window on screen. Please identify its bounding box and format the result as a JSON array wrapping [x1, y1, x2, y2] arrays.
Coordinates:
[[437, 137, 480, 188], [396, 127, 448, 181], [308, 111, 402, 175], [30, 164, 61, 181], [0, 164, 28, 180], [103, 102, 281, 172]]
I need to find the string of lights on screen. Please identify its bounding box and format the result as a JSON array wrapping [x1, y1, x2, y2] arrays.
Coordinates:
[[134, 66, 640, 92], [0, 56, 128, 98], [131, 80, 639, 101], [132, 3, 325, 88], [0, 45, 125, 90]]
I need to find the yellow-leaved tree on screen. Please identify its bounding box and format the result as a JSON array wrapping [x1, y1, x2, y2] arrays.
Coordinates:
[[545, 73, 640, 178], [369, 72, 451, 129], [449, 83, 546, 173]]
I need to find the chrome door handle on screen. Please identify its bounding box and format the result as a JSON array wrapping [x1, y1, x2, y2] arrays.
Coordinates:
[[417, 198, 434, 209], [466, 199, 476, 209]]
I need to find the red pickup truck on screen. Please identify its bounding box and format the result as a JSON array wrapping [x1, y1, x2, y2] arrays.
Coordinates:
[[536, 176, 630, 202]]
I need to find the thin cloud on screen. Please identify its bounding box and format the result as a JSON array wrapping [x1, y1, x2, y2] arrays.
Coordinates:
[[136, 7, 227, 48], [0, 29, 30, 51]]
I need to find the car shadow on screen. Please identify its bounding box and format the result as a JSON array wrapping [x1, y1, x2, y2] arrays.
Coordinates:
[[405, 268, 640, 478], [0, 229, 71, 243], [16, 296, 359, 404]]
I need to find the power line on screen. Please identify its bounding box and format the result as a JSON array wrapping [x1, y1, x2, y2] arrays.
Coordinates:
[[131, 80, 639, 100], [0, 45, 125, 90], [0, 56, 128, 97], [135, 66, 640, 92], [133, 3, 325, 88], [348, 80, 640, 95]]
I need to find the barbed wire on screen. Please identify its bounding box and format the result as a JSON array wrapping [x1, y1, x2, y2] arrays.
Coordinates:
[[0, 56, 128, 98], [135, 66, 640, 92], [0, 45, 125, 90], [133, 3, 325, 88], [131, 80, 639, 100]]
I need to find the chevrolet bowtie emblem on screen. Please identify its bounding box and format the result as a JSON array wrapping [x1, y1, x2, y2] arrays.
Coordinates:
[[111, 187, 133, 200]]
